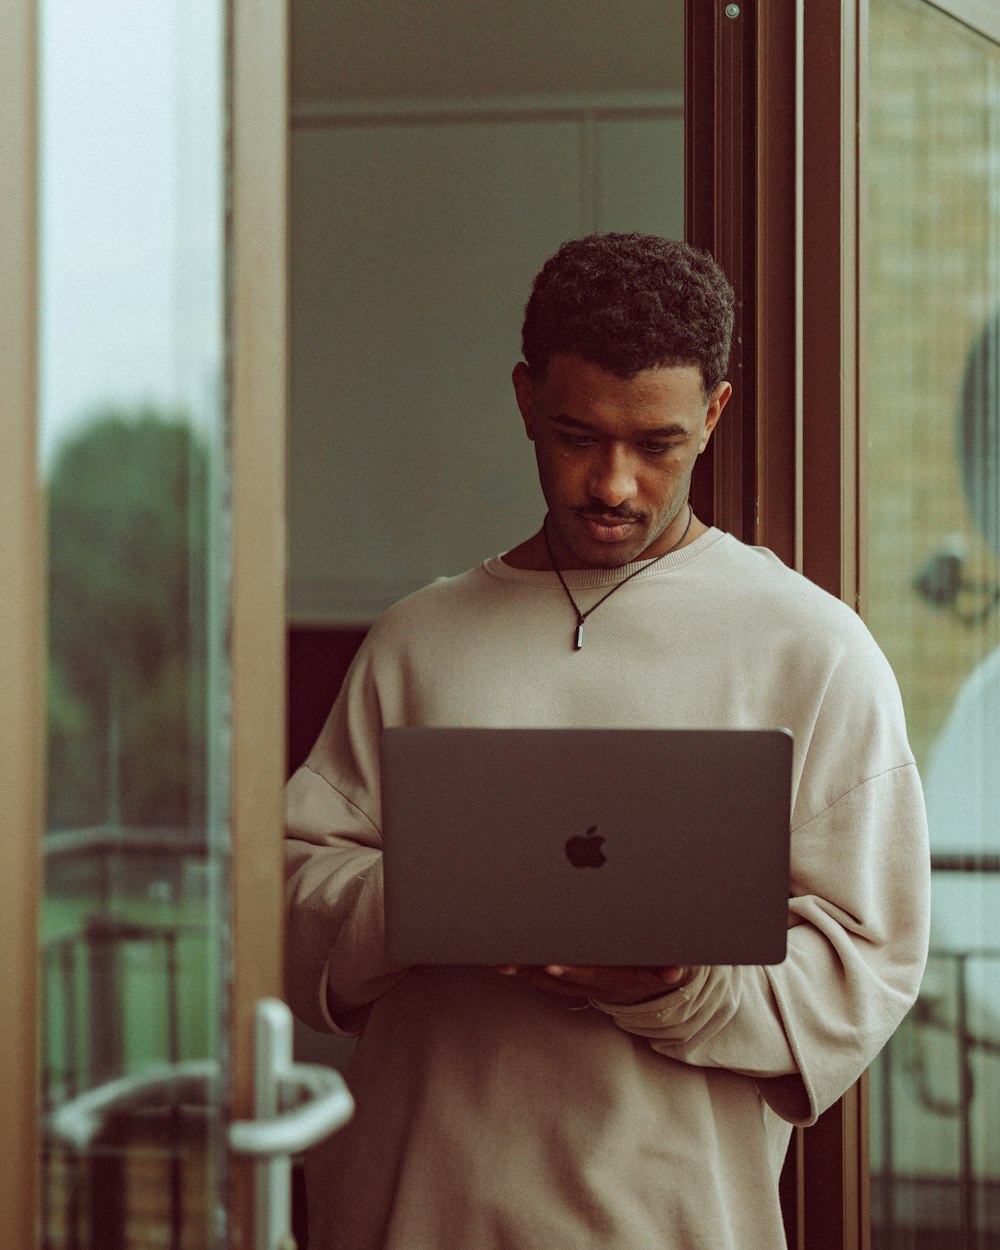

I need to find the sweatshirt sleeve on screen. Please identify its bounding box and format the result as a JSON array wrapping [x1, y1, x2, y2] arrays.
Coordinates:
[[593, 755, 931, 1126], [284, 640, 406, 1035]]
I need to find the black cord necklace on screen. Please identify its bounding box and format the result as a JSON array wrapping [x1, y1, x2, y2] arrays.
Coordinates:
[[542, 504, 694, 651]]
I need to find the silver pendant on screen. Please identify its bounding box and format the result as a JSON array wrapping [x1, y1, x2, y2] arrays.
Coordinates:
[[574, 620, 584, 650]]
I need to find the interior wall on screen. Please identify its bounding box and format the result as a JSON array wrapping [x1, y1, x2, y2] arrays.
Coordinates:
[[287, 0, 685, 624], [290, 1, 684, 110]]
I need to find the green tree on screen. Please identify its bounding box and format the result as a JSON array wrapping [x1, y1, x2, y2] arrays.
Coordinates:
[[46, 410, 211, 829]]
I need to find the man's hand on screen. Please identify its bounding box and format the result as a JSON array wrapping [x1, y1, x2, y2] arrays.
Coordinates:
[[496, 963, 699, 1005]]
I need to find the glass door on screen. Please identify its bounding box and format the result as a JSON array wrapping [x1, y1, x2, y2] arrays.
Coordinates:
[[1, 2, 351, 1247], [37, 2, 230, 1245], [864, 2, 1000, 1247]]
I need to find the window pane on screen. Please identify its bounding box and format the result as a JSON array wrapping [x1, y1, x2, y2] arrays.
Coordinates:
[[38, 2, 229, 1246], [866, 2, 1000, 1246]]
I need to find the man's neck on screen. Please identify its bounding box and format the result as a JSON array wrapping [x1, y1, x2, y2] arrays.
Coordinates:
[[500, 531, 552, 571]]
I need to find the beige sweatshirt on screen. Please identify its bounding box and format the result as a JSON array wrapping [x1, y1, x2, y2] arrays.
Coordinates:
[[285, 528, 930, 1250]]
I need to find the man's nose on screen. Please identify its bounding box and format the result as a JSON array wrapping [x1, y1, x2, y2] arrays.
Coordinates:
[[588, 446, 637, 507]]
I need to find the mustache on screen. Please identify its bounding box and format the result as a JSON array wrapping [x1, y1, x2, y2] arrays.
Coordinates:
[[574, 504, 647, 522]]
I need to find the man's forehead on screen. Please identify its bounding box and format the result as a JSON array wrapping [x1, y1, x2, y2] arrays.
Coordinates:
[[539, 352, 701, 387], [536, 354, 706, 404]]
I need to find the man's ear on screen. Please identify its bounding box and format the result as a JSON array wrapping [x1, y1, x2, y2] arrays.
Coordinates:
[[512, 361, 536, 440], [699, 380, 732, 453]]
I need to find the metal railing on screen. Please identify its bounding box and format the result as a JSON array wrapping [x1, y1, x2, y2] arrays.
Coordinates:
[[41, 827, 216, 1250], [873, 854, 1000, 1250]]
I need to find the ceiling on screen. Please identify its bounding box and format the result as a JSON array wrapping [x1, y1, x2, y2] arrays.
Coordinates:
[[290, 0, 685, 106]]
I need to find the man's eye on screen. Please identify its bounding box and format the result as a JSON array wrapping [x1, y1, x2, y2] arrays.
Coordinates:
[[641, 443, 675, 455], [560, 433, 596, 447]]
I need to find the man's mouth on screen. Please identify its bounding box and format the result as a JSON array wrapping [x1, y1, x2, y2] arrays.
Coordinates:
[[577, 511, 643, 543]]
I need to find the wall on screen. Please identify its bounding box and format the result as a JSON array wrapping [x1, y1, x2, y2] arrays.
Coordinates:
[[287, 0, 685, 623]]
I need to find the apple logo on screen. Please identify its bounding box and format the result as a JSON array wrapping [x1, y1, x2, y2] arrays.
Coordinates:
[[564, 825, 607, 868]]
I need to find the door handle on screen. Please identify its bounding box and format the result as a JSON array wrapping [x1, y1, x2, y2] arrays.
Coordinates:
[[47, 999, 353, 1250], [229, 1002, 354, 1156], [230, 997, 354, 1250], [47, 1059, 218, 1150]]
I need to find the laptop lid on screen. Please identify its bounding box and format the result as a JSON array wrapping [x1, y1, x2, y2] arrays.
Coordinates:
[[381, 727, 792, 967]]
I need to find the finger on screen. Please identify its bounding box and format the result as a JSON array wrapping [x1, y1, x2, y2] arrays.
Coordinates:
[[543, 964, 598, 983], [544, 965, 665, 990], [497, 965, 591, 998]]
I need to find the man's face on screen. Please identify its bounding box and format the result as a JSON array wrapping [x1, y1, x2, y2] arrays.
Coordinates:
[[512, 353, 730, 570]]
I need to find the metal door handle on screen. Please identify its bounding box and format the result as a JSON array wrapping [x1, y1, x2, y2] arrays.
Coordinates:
[[234, 997, 354, 1250], [48, 1050, 352, 1157], [229, 1058, 353, 1155], [47, 998, 353, 1250], [48, 1060, 218, 1149]]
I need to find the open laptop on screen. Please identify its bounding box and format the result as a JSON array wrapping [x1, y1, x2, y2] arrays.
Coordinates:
[[381, 727, 793, 968]]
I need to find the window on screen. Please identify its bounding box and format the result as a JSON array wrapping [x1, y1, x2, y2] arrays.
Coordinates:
[[864, 2, 1000, 1245]]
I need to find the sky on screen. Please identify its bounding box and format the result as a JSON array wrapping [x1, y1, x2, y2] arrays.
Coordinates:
[[38, 0, 224, 465]]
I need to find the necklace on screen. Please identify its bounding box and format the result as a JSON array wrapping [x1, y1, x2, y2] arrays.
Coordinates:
[[543, 505, 693, 651]]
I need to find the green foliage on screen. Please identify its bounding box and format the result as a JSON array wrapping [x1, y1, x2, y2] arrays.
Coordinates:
[[46, 410, 212, 829]]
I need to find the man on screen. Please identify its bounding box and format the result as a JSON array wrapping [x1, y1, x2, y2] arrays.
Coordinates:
[[285, 233, 929, 1249]]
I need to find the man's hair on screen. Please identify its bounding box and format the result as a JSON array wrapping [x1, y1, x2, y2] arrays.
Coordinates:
[[520, 232, 735, 395]]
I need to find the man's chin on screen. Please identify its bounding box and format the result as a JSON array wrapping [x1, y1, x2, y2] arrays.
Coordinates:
[[566, 533, 651, 569], [546, 511, 656, 569]]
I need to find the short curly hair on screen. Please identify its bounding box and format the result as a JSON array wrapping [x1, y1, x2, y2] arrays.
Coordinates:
[[521, 233, 734, 395]]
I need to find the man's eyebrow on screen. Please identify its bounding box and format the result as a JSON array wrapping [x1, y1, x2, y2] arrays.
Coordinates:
[[547, 413, 689, 438]]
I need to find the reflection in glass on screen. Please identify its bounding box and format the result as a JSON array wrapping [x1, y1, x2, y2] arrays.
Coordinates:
[[38, 2, 227, 1247], [865, 2, 1000, 1246]]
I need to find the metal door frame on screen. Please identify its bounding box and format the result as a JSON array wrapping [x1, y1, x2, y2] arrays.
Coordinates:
[[0, 1, 290, 1243], [686, 3, 868, 1247], [0, 1, 42, 1244]]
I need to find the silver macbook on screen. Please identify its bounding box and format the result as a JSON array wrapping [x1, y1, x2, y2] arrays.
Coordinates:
[[381, 727, 792, 967]]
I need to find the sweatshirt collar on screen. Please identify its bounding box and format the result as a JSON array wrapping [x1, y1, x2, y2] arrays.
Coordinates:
[[484, 527, 724, 588]]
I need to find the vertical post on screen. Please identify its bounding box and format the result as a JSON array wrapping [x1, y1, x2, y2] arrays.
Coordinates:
[[880, 1044, 895, 1250], [166, 928, 184, 1250], [688, 2, 873, 1246], [713, 1, 752, 542], [84, 918, 126, 1250], [229, 0, 289, 1239], [684, 0, 720, 526], [85, 917, 124, 1086], [800, 0, 865, 609], [796, 1077, 869, 1250], [956, 954, 975, 1247], [798, 2, 869, 1245], [685, 0, 799, 560], [0, 0, 42, 1247], [685, 0, 757, 544], [752, 0, 800, 565]]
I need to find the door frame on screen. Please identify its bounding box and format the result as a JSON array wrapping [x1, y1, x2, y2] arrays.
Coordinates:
[[687, 2, 869, 1247], [0, 0, 41, 1244], [229, 0, 290, 1231], [0, 1, 290, 1243]]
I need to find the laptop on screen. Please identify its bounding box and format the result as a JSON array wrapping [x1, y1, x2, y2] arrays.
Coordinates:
[[381, 727, 792, 968]]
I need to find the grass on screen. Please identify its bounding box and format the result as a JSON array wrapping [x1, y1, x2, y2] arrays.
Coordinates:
[[41, 880, 221, 1095]]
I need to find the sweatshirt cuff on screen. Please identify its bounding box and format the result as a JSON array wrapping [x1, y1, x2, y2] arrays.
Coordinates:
[[589, 965, 711, 1025]]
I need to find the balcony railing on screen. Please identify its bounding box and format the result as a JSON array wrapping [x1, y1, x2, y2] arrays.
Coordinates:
[[41, 826, 215, 1250], [872, 853, 1000, 1250]]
